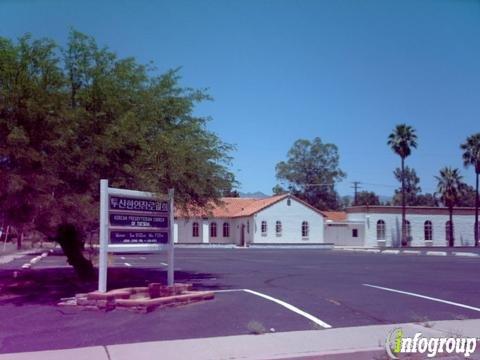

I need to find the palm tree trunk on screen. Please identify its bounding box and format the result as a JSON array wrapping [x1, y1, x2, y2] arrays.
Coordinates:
[[449, 208, 454, 247], [401, 157, 406, 247], [475, 172, 479, 247]]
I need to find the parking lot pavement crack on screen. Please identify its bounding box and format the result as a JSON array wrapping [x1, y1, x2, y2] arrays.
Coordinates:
[[103, 345, 112, 360], [264, 274, 301, 289], [323, 296, 390, 325], [326, 298, 342, 306]]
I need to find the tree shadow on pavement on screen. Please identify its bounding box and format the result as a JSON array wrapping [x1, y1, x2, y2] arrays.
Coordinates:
[[0, 267, 223, 306]]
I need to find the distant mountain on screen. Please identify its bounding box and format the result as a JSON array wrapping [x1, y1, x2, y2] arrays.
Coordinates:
[[239, 191, 269, 198]]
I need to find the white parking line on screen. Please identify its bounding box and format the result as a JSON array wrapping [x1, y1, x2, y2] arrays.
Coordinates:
[[160, 262, 168, 266], [140, 257, 146, 260], [124, 262, 131, 267], [214, 289, 332, 329], [120, 256, 126, 260], [363, 284, 480, 312], [244, 289, 332, 329]]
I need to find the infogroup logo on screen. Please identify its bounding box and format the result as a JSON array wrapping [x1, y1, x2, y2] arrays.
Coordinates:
[[385, 328, 478, 359]]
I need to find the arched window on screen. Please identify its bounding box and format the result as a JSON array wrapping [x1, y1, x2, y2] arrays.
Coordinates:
[[261, 221, 267, 235], [445, 221, 454, 242], [210, 222, 217, 237], [223, 222, 230, 237], [287, 198, 291, 206], [302, 221, 309, 237], [404, 220, 411, 239], [424, 221, 433, 241], [377, 220, 386, 240], [192, 222, 199, 237], [276, 221, 282, 236]]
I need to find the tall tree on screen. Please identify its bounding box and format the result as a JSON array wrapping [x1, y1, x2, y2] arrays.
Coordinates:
[[275, 137, 346, 210], [415, 193, 438, 207], [387, 124, 417, 246], [461, 133, 480, 247], [392, 166, 421, 206], [272, 184, 288, 195], [0, 31, 236, 278], [456, 184, 477, 207], [355, 191, 380, 206], [435, 167, 465, 247]]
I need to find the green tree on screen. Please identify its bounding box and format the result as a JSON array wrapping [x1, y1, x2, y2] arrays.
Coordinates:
[[435, 167, 465, 247], [355, 191, 380, 206], [456, 184, 477, 207], [0, 31, 236, 278], [275, 137, 346, 210], [272, 184, 288, 195], [392, 166, 421, 206], [461, 133, 480, 247], [414, 193, 438, 207], [387, 124, 418, 246], [340, 195, 353, 209]]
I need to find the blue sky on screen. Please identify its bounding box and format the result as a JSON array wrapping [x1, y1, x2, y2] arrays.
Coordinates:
[[2, 0, 480, 197]]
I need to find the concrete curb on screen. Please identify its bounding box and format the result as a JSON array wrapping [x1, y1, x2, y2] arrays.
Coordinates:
[[0, 249, 40, 265], [172, 244, 334, 250], [0, 346, 109, 360], [336, 247, 479, 257], [250, 244, 334, 250], [20, 251, 49, 269], [2, 319, 479, 360]]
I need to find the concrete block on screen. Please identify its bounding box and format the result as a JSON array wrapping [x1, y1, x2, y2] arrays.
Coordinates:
[[76, 298, 97, 306], [87, 291, 115, 301]]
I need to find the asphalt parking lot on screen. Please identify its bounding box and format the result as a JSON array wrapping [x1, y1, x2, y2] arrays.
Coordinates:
[[1, 248, 480, 353]]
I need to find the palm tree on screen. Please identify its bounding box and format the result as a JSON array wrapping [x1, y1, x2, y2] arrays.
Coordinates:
[[387, 124, 418, 247], [435, 167, 465, 247], [460, 133, 480, 247]]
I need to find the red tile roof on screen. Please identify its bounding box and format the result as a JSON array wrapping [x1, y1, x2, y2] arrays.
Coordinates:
[[321, 211, 347, 222], [175, 194, 325, 219]]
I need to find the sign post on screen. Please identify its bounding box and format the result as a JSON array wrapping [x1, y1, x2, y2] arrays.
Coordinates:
[[168, 188, 174, 287], [99, 179, 109, 292], [98, 179, 174, 292]]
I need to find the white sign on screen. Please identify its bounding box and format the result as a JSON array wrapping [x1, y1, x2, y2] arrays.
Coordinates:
[[98, 179, 175, 292]]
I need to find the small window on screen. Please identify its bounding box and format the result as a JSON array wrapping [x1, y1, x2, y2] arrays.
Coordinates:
[[276, 221, 282, 236], [352, 229, 358, 238], [302, 221, 309, 238], [261, 221, 267, 235], [377, 220, 386, 240], [287, 198, 291, 206], [192, 222, 199, 237], [247, 220, 250, 233], [223, 222, 230, 237], [424, 221, 433, 241], [210, 222, 217, 238]]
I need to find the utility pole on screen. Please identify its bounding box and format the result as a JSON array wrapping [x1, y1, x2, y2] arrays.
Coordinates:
[[351, 181, 362, 206]]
